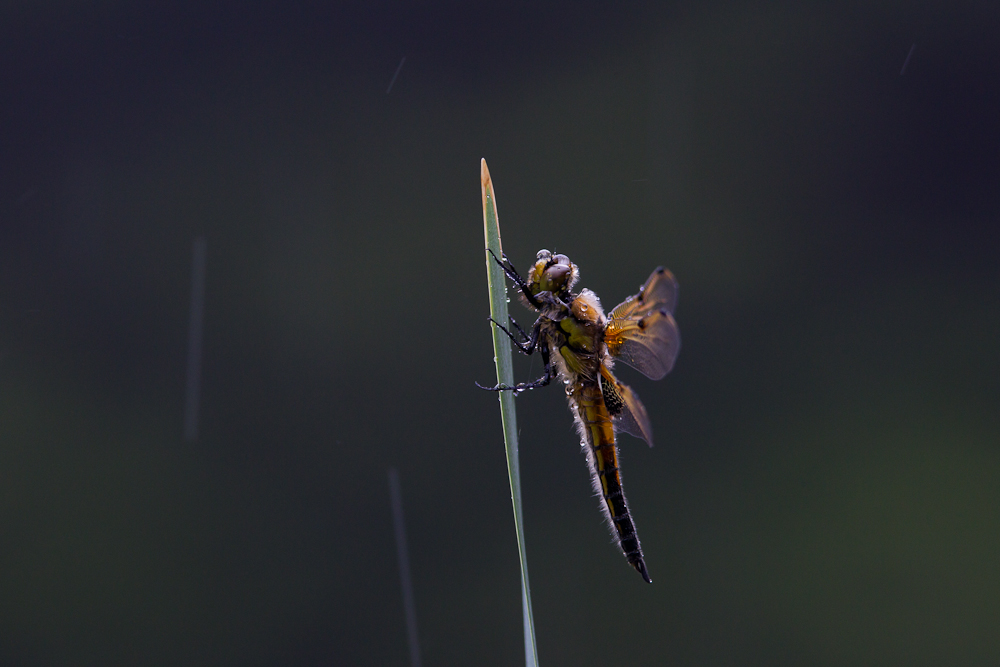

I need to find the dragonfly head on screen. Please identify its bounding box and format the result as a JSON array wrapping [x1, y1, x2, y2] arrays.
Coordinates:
[[527, 249, 578, 300]]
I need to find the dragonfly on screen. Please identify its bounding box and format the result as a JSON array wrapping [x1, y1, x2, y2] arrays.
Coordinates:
[[480, 249, 680, 583]]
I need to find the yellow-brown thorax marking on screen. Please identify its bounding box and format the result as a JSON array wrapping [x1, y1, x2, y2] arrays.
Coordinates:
[[550, 289, 605, 380]]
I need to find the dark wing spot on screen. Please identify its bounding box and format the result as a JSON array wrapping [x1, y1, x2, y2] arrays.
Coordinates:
[[601, 377, 626, 416]]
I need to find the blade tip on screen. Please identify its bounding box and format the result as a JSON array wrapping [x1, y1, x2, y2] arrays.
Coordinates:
[[481, 158, 491, 187]]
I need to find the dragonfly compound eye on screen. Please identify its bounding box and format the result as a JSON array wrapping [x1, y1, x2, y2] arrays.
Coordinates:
[[541, 263, 572, 293], [527, 250, 578, 297]]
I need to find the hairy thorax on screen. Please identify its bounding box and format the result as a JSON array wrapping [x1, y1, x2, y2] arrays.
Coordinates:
[[545, 288, 607, 387]]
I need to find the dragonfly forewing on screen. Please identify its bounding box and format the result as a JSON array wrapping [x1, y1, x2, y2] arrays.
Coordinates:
[[608, 267, 679, 320], [605, 308, 680, 380]]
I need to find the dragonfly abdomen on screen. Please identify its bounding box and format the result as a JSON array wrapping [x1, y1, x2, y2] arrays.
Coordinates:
[[572, 382, 651, 583]]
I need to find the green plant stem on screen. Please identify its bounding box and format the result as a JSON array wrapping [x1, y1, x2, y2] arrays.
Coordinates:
[[481, 158, 539, 667]]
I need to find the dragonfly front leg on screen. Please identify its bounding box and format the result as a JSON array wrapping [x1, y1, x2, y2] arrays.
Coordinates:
[[487, 249, 544, 310]]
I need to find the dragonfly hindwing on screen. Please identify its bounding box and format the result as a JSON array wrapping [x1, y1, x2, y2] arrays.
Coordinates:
[[600, 371, 626, 416]]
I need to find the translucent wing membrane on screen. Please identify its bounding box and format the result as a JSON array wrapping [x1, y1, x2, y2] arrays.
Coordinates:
[[605, 309, 680, 380], [609, 267, 678, 320], [600, 365, 654, 447], [605, 267, 680, 380]]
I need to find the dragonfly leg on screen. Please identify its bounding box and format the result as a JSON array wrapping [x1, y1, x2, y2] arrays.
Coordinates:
[[475, 344, 554, 395], [516, 366, 554, 392], [475, 370, 552, 395], [508, 315, 530, 343], [487, 249, 544, 310], [487, 315, 538, 355]]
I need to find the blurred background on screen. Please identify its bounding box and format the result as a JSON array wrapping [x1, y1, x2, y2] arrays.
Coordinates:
[[2, 1, 999, 665]]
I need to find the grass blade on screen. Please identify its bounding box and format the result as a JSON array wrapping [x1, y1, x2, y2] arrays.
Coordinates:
[[481, 158, 539, 667], [388, 468, 422, 667]]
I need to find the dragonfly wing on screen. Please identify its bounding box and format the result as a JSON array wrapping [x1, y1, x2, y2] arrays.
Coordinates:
[[605, 308, 680, 380], [600, 366, 654, 446], [608, 267, 678, 320], [606, 267, 680, 380]]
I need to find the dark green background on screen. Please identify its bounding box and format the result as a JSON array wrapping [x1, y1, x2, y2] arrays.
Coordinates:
[[2, 2, 999, 665]]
